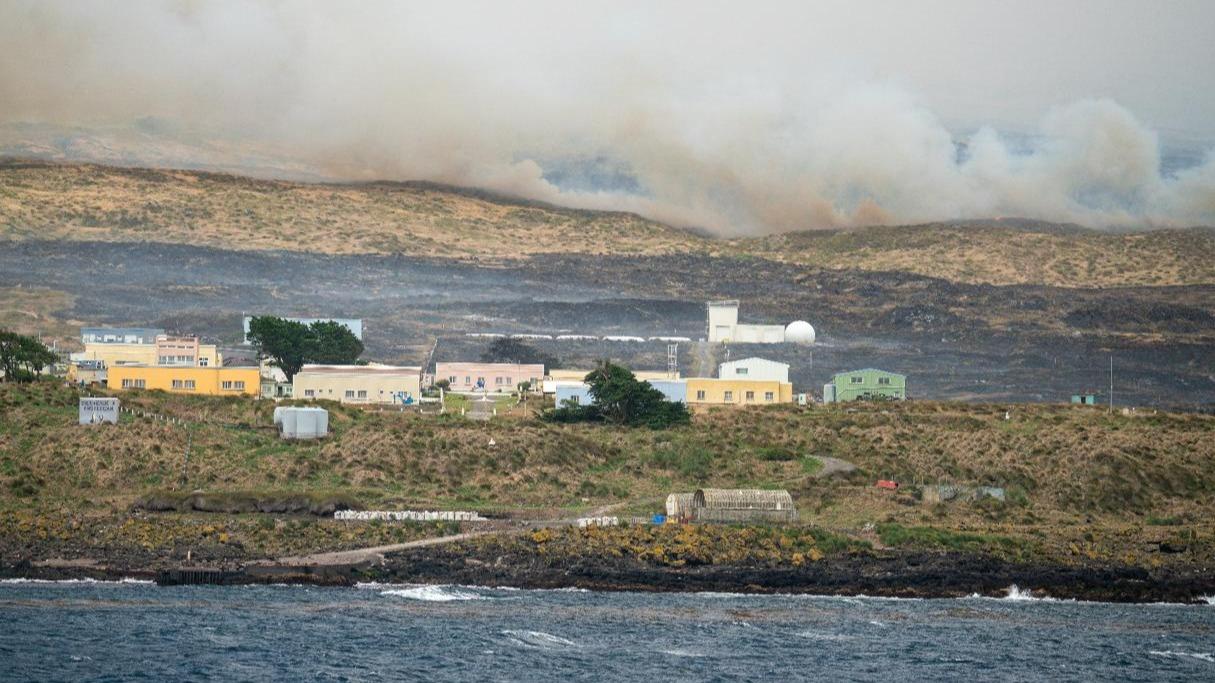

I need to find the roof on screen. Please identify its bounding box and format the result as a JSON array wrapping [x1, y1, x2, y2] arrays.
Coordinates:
[[693, 488, 795, 511], [832, 368, 906, 379], [299, 364, 420, 374], [720, 357, 790, 368]]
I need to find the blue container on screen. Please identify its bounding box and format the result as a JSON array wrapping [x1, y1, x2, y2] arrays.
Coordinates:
[[651, 514, 667, 525]]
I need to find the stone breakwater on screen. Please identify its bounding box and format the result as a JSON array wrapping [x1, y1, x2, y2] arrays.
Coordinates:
[[334, 510, 487, 522]]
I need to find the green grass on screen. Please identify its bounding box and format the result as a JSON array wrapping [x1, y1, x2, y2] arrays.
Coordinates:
[[877, 523, 1037, 560]]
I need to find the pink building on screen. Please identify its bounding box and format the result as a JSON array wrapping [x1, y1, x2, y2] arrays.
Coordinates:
[[436, 362, 545, 393]]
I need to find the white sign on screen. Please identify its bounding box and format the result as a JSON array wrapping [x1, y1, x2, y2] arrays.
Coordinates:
[[79, 397, 120, 425]]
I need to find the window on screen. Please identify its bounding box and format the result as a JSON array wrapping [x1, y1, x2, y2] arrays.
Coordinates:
[[464, 376, 471, 384], [304, 389, 315, 397], [199, 358, 208, 367], [569, 395, 580, 404], [171, 379, 183, 389], [221, 380, 246, 391], [878, 377, 891, 385], [764, 391, 774, 401], [495, 377, 503, 385], [357, 390, 368, 399], [736, 367, 749, 375], [448, 376, 456, 384], [158, 356, 170, 364], [745, 390, 755, 401], [851, 376, 863, 384], [222, 381, 232, 390], [724, 391, 733, 401], [696, 390, 706, 400], [233, 381, 243, 390], [121, 378, 145, 389], [344, 390, 355, 398]]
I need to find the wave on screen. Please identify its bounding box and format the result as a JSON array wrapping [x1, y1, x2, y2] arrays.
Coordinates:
[[501, 630, 577, 650], [1003, 585, 1057, 602], [1149, 650, 1214, 663], [0, 577, 154, 585], [659, 648, 706, 658], [796, 630, 854, 641], [379, 585, 486, 602], [1201, 596, 1215, 606]]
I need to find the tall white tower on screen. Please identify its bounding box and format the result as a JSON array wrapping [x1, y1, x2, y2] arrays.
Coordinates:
[[706, 300, 739, 342]]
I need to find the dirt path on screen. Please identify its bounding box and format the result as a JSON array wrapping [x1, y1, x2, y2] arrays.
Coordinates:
[[274, 530, 498, 566], [691, 340, 717, 378]]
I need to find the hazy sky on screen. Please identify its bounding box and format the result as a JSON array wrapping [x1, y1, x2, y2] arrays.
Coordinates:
[[2, 1, 1213, 232]]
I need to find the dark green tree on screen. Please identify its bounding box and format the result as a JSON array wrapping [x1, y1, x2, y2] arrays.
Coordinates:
[[545, 360, 689, 429], [481, 337, 558, 369], [246, 316, 312, 382], [307, 320, 364, 364], [248, 317, 365, 382], [0, 330, 58, 382]]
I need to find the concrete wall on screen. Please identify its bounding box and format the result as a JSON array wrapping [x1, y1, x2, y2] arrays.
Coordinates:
[[719, 357, 790, 383], [294, 365, 421, 404], [831, 368, 907, 401], [108, 365, 260, 396], [685, 378, 793, 406], [437, 362, 545, 392]]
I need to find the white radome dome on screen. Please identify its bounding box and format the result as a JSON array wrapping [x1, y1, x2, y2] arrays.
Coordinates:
[[785, 320, 816, 345]]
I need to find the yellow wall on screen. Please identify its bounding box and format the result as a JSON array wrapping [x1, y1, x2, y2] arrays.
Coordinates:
[[107, 365, 260, 396], [685, 378, 793, 406], [294, 367, 422, 405], [79, 342, 222, 368]]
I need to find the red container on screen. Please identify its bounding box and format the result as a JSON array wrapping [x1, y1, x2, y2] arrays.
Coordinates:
[[876, 480, 900, 490]]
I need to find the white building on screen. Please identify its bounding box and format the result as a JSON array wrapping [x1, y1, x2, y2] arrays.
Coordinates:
[[706, 300, 786, 343], [718, 357, 790, 383], [706, 301, 816, 345]]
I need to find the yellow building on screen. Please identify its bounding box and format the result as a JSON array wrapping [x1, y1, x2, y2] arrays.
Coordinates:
[[74, 340, 222, 368], [685, 378, 793, 407], [107, 365, 260, 396], [293, 364, 422, 405]]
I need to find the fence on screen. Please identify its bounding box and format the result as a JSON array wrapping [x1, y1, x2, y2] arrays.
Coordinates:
[[334, 510, 487, 522]]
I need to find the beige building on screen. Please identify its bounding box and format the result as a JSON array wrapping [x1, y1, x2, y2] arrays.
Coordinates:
[[685, 377, 794, 407], [294, 364, 422, 405], [543, 368, 677, 393], [436, 362, 545, 393], [73, 337, 222, 369]]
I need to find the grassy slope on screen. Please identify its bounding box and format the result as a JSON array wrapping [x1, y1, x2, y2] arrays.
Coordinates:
[[2, 382, 1212, 567], [3, 159, 1214, 287]]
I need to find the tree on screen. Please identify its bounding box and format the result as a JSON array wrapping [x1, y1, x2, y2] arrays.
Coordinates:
[[248, 317, 365, 382], [308, 320, 364, 364], [545, 360, 689, 429], [481, 337, 558, 369], [0, 330, 57, 382], [247, 317, 312, 382]]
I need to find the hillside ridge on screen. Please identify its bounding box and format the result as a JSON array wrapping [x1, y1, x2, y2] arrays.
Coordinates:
[[3, 158, 1214, 287]]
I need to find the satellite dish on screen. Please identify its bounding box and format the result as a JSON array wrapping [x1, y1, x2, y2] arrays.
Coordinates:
[[785, 320, 816, 345]]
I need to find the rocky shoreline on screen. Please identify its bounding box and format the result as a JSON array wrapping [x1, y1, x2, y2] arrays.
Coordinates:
[[4, 548, 1213, 604]]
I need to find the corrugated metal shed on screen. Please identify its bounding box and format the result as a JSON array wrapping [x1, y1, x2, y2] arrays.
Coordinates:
[[665, 493, 695, 520], [691, 488, 797, 523]]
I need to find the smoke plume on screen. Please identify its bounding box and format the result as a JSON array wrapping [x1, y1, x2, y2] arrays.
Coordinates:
[[2, 1, 1213, 234]]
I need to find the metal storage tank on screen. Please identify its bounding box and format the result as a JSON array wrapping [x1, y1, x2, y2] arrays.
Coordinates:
[[278, 407, 329, 439]]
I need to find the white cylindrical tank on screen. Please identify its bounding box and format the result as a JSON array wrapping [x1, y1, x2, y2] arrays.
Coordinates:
[[785, 320, 816, 345]]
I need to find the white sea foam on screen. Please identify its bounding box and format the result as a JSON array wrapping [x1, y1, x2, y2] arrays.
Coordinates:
[[501, 630, 577, 649], [1149, 650, 1214, 663], [0, 577, 153, 585], [796, 631, 854, 641], [1201, 596, 1215, 606], [380, 585, 484, 602], [1003, 585, 1057, 602], [659, 648, 706, 658]]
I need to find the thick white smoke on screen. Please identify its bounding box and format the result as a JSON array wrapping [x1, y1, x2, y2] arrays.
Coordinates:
[[1, 1, 1213, 233]]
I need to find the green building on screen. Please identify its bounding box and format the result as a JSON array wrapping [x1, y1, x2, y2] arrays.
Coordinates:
[[824, 368, 906, 402]]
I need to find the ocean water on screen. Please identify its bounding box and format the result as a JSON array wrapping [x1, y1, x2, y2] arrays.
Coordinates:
[[1, 581, 1212, 682]]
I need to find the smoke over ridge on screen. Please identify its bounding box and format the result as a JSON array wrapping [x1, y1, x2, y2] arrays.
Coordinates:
[[2, 1, 1214, 234]]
